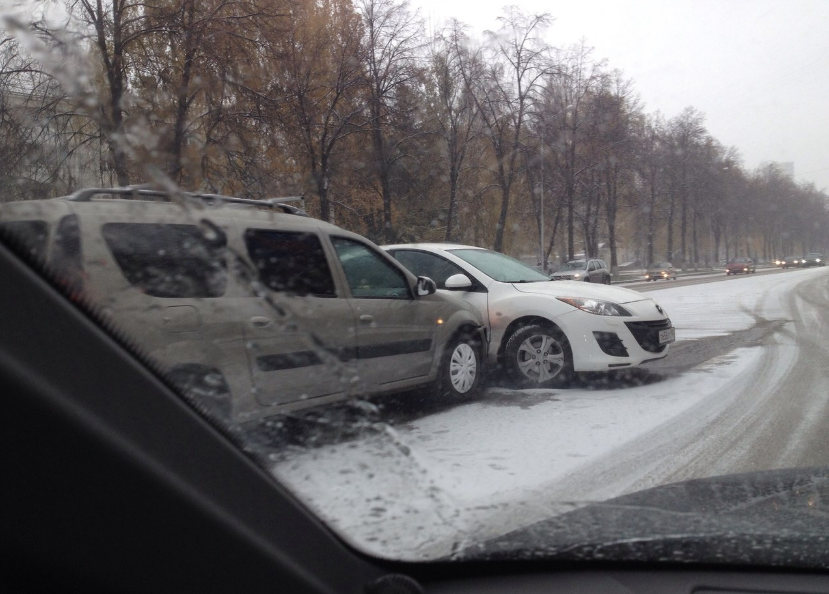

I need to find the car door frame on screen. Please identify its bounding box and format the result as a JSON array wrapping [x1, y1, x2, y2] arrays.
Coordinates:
[[587, 259, 599, 282], [324, 235, 441, 393], [387, 247, 491, 342], [231, 221, 359, 412]]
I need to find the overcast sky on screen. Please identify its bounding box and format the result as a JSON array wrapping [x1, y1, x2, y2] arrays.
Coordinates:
[[415, 0, 829, 192]]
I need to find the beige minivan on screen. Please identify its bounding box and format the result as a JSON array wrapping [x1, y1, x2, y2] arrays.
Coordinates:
[[0, 188, 485, 423]]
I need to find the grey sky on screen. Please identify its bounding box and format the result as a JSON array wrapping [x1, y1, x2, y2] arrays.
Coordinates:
[[416, 0, 829, 192]]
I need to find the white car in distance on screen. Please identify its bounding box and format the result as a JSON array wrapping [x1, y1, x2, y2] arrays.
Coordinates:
[[385, 244, 675, 387]]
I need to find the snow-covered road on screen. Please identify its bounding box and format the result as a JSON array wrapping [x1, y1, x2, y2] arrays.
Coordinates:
[[271, 267, 829, 560]]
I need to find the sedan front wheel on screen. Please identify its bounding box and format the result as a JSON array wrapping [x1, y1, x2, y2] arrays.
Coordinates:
[[504, 324, 573, 388]]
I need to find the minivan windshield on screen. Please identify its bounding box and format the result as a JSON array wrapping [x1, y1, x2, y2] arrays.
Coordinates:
[[2, 0, 829, 572], [558, 260, 588, 271]]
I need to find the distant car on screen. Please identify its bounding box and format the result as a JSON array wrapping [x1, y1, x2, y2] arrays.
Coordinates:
[[726, 257, 756, 275], [781, 255, 802, 269], [549, 258, 612, 284], [644, 262, 677, 281], [802, 252, 825, 267], [385, 243, 675, 388]]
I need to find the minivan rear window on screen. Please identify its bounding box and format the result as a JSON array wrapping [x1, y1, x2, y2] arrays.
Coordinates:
[[102, 223, 228, 298], [244, 229, 336, 297]]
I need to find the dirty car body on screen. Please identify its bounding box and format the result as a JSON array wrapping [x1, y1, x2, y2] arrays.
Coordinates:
[[0, 189, 486, 422]]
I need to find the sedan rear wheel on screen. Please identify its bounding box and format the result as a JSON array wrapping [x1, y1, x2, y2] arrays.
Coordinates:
[[504, 324, 572, 387]]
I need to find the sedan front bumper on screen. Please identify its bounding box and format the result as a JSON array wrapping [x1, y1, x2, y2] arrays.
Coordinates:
[[555, 309, 674, 371]]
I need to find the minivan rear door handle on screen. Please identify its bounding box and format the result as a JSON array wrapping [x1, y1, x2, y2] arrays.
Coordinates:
[[359, 314, 374, 324]]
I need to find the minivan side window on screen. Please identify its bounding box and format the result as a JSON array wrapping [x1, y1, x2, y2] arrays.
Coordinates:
[[102, 223, 228, 298], [243, 229, 336, 297], [332, 237, 410, 299]]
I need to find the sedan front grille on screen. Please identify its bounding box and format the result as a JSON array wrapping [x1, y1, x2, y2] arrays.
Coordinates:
[[624, 319, 672, 353]]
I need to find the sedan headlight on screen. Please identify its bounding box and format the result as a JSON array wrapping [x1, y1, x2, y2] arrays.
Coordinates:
[[557, 297, 632, 316]]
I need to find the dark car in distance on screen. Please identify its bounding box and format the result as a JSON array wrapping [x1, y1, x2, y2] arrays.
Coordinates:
[[781, 255, 803, 268], [802, 252, 825, 267], [726, 257, 756, 275]]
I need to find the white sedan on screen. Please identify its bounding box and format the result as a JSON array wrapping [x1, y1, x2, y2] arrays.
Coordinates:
[[384, 244, 675, 387]]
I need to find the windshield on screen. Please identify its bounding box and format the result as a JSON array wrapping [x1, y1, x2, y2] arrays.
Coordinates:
[[558, 260, 588, 271], [449, 248, 550, 282], [2, 0, 829, 573]]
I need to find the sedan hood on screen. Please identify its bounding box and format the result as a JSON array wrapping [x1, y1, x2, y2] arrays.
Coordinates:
[[459, 467, 829, 569], [512, 280, 648, 304]]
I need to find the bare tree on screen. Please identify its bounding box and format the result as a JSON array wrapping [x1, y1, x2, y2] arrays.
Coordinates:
[[358, 0, 422, 242], [135, 0, 265, 184], [663, 107, 706, 264], [457, 7, 550, 252], [240, 0, 362, 217], [0, 32, 93, 199], [67, 0, 154, 186], [425, 21, 480, 241], [541, 42, 605, 260], [637, 114, 666, 265]]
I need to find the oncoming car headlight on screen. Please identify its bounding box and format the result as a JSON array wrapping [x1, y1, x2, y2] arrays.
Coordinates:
[[557, 297, 632, 316]]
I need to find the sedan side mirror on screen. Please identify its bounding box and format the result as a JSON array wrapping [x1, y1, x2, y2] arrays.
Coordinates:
[[416, 276, 437, 296], [444, 273, 473, 290]]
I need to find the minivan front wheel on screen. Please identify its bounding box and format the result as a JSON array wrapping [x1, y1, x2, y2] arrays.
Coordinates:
[[504, 324, 572, 387], [437, 333, 482, 399]]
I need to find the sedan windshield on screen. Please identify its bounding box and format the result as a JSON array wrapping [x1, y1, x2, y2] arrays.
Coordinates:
[[449, 249, 550, 283]]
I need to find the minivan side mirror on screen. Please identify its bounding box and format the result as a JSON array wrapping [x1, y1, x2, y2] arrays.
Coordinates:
[[416, 276, 437, 296], [444, 273, 472, 290]]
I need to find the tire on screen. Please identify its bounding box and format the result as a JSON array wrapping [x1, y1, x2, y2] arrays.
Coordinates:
[[503, 324, 573, 388], [436, 332, 482, 399], [603, 275, 611, 285]]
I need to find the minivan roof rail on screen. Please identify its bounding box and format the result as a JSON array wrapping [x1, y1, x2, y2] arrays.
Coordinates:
[[67, 186, 308, 216]]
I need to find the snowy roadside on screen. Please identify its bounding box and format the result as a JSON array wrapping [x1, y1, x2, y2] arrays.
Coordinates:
[[273, 347, 765, 559], [270, 268, 824, 559], [644, 268, 819, 341]]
